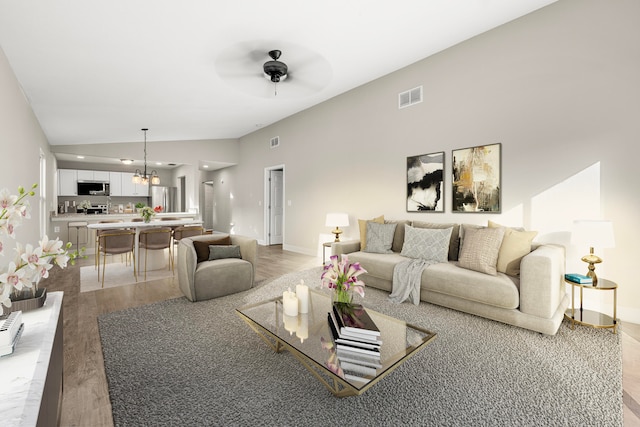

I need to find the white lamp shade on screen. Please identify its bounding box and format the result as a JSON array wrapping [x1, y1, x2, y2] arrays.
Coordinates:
[[325, 213, 349, 228], [571, 220, 615, 249]]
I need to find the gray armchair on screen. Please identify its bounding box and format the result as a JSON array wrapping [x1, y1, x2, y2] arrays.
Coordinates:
[[177, 233, 257, 301]]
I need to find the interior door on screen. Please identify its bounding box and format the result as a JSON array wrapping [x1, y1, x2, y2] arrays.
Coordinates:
[[269, 170, 283, 245]]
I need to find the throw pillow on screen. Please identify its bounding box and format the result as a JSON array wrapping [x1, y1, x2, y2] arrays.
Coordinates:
[[458, 226, 505, 275], [401, 225, 452, 262], [358, 215, 384, 250], [364, 222, 397, 254], [412, 221, 461, 261], [386, 219, 411, 253], [208, 245, 242, 260], [193, 236, 232, 263], [488, 221, 538, 276]]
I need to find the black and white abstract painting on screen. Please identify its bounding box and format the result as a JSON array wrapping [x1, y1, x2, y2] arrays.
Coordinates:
[[407, 152, 444, 212]]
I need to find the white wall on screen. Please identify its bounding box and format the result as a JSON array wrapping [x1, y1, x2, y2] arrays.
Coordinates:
[[0, 45, 57, 263], [229, 0, 640, 322]]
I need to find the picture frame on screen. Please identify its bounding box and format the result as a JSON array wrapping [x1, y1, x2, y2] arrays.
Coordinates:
[[407, 152, 444, 212], [451, 143, 501, 212]]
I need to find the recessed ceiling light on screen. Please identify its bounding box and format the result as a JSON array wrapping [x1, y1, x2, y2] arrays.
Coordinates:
[[77, 155, 85, 159], [120, 159, 134, 165]]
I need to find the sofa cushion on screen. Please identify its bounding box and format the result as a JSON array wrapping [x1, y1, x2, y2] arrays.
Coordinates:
[[488, 220, 538, 277], [401, 224, 452, 262], [208, 245, 241, 260], [348, 251, 407, 292], [358, 215, 384, 251], [385, 219, 411, 253], [458, 226, 505, 275], [364, 222, 397, 254], [421, 261, 520, 310], [193, 236, 232, 263], [412, 221, 460, 261]]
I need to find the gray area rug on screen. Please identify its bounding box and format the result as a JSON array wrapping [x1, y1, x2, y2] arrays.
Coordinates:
[[98, 267, 623, 426]]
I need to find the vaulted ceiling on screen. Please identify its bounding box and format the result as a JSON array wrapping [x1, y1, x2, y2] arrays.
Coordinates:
[[0, 0, 556, 148]]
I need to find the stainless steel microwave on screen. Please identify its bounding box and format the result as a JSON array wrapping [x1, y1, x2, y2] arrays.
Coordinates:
[[77, 181, 110, 196]]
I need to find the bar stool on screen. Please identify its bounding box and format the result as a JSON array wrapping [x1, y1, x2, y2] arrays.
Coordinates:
[[138, 227, 173, 280], [94, 219, 125, 268], [68, 221, 88, 250]]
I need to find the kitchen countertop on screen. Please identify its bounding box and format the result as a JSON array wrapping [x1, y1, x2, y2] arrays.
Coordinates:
[[51, 212, 198, 222]]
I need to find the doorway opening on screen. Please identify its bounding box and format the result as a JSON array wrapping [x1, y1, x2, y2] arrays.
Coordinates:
[[178, 176, 186, 212], [264, 165, 284, 245]]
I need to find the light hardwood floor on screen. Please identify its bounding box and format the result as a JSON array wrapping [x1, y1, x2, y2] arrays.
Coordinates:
[[45, 245, 640, 426]]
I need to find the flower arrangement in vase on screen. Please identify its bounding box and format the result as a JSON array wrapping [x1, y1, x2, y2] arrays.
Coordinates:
[[321, 254, 367, 304], [0, 184, 80, 314], [139, 206, 155, 223]]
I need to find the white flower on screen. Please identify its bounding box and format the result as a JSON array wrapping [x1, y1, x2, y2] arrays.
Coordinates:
[[0, 185, 79, 308], [0, 261, 30, 292]]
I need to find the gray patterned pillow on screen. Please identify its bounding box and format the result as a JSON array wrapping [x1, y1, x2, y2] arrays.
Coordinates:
[[458, 227, 505, 275], [400, 225, 452, 262], [364, 222, 397, 254]]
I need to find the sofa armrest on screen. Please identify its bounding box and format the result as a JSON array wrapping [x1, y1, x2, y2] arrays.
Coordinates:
[[177, 238, 198, 301], [519, 244, 566, 319], [331, 239, 361, 257], [231, 235, 257, 276]]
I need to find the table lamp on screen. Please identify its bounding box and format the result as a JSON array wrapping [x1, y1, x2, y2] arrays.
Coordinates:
[[570, 220, 615, 286], [325, 213, 349, 242]]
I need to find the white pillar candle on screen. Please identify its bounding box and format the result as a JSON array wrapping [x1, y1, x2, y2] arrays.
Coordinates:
[[283, 313, 298, 335], [296, 281, 309, 314], [296, 313, 309, 343], [283, 288, 298, 317]]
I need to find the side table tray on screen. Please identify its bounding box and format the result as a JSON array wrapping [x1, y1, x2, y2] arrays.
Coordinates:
[[565, 278, 617, 333]]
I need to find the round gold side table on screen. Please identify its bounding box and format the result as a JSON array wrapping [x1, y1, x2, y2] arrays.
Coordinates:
[[564, 277, 617, 333]]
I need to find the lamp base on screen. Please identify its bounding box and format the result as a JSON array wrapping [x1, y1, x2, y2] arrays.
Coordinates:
[[331, 227, 343, 243], [581, 247, 602, 286]]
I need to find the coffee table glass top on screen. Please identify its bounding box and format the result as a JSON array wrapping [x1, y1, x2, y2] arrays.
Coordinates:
[[236, 288, 436, 396]]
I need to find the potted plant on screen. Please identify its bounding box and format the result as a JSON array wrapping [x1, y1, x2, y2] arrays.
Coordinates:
[[0, 184, 80, 315]]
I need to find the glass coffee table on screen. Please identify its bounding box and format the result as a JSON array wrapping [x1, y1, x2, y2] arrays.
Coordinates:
[[236, 288, 436, 397]]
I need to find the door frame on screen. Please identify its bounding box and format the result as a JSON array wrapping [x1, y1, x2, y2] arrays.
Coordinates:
[[264, 164, 285, 245]]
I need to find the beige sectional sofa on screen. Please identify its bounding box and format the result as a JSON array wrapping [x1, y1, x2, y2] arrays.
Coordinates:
[[332, 219, 569, 335]]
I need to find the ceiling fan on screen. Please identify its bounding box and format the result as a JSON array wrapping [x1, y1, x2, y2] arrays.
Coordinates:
[[215, 41, 332, 98], [263, 50, 288, 95]]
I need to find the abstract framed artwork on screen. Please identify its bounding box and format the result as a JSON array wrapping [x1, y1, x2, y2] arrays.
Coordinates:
[[407, 152, 444, 212], [451, 143, 501, 212]]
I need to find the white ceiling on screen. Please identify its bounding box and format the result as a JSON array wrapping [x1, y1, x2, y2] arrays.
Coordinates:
[[0, 0, 556, 148]]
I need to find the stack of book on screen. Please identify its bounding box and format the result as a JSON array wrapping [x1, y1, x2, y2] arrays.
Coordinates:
[[0, 310, 24, 357], [565, 273, 593, 284], [328, 302, 382, 384]]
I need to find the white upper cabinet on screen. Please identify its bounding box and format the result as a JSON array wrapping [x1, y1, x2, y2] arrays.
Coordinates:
[[109, 172, 122, 196], [77, 170, 110, 181], [120, 172, 149, 197], [58, 169, 77, 196]]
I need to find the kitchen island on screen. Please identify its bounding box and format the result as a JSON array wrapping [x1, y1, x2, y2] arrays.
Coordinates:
[[50, 212, 199, 253]]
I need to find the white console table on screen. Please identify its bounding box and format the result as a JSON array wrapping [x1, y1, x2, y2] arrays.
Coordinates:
[[0, 291, 64, 427]]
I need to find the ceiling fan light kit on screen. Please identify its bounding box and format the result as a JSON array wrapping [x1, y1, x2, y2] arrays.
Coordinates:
[[263, 50, 288, 95]]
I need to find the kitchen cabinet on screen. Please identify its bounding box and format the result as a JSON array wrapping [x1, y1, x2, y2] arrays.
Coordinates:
[[76, 170, 93, 181], [121, 172, 150, 197], [109, 172, 122, 196], [58, 169, 77, 196], [77, 170, 110, 181]]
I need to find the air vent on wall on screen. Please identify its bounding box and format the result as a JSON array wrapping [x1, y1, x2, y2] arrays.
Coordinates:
[[270, 136, 280, 148], [398, 86, 423, 109]]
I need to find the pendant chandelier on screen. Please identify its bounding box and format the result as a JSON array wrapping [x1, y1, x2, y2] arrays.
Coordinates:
[[132, 128, 160, 185]]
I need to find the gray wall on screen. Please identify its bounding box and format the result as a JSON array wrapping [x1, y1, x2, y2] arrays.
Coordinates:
[[228, 0, 640, 322]]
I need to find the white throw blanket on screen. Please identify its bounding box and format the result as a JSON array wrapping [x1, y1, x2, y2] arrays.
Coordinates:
[[389, 258, 434, 305]]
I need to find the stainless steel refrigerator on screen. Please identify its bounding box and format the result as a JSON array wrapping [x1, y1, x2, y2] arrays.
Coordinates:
[[150, 186, 177, 213]]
